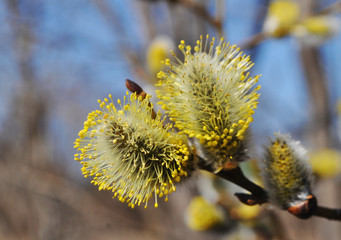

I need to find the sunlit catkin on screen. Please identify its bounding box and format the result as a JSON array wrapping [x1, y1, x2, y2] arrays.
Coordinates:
[[74, 92, 192, 208], [156, 35, 260, 172], [263, 133, 317, 219]]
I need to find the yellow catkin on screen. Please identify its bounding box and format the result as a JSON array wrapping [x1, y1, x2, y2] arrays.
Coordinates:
[[156, 35, 260, 172], [185, 196, 224, 231], [263, 133, 312, 209], [264, 0, 300, 38], [309, 148, 341, 178], [74, 92, 193, 208]]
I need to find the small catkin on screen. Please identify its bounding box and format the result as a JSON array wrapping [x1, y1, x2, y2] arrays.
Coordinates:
[[263, 133, 313, 210]]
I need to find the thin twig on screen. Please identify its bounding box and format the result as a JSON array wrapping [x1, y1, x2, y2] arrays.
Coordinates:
[[299, 47, 331, 148], [238, 32, 268, 50], [199, 162, 341, 220], [175, 0, 223, 35], [238, 1, 341, 50], [314, 206, 341, 220], [91, 0, 150, 81], [215, 0, 225, 36], [316, 1, 341, 16], [198, 161, 268, 204], [215, 167, 268, 204]]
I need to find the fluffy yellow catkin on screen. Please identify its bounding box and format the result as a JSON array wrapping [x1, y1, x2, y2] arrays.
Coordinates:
[[156, 35, 260, 172], [74, 92, 192, 208], [185, 196, 224, 231], [263, 133, 314, 211], [263, 0, 300, 38]]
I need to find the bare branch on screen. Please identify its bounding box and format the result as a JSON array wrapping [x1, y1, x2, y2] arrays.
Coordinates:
[[175, 0, 223, 36], [314, 206, 341, 220], [238, 32, 268, 50], [198, 160, 341, 221]]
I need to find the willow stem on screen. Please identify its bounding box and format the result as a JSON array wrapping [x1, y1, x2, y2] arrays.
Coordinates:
[[215, 167, 268, 204], [198, 161, 341, 220], [314, 206, 341, 220]]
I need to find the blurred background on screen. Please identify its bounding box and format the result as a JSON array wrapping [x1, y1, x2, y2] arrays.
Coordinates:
[[0, 0, 341, 239]]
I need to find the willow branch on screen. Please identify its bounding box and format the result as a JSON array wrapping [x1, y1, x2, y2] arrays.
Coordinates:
[[316, 1, 341, 16], [238, 32, 268, 50], [216, 167, 268, 204], [198, 161, 341, 220], [238, 1, 341, 50], [314, 206, 341, 220], [175, 0, 223, 35], [91, 0, 150, 81]]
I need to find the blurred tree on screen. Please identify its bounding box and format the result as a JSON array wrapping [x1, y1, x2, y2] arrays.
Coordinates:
[[0, 0, 341, 239]]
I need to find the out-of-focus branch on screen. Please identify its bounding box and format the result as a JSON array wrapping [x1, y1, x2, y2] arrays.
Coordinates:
[[4, 0, 49, 168], [91, 0, 150, 81], [238, 1, 341, 50], [5, 0, 36, 84], [317, 1, 341, 16], [215, 0, 225, 26], [298, 0, 331, 150], [299, 47, 331, 148], [137, 0, 156, 40], [175, 0, 223, 36], [238, 32, 268, 50]]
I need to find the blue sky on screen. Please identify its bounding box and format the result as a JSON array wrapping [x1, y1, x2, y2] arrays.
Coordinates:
[[1, 0, 340, 173]]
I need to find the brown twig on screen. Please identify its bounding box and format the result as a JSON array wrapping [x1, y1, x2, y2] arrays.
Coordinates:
[[299, 45, 331, 149], [198, 162, 341, 220], [175, 0, 223, 35], [238, 32, 268, 50], [197, 161, 268, 204], [215, 167, 268, 204], [238, 1, 341, 50], [316, 1, 341, 16], [91, 0, 150, 81], [314, 206, 341, 220]]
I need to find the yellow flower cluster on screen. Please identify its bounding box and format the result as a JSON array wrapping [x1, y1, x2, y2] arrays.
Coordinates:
[[264, 0, 340, 43], [263, 133, 312, 209], [293, 16, 340, 46], [302, 17, 332, 36], [156, 35, 260, 172], [309, 148, 341, 178], [264, 0, 300, 38], [146, 36, 174, 75], [232, 204, 261, 221], [185, 196, 224, 231], [74, 92, 191, 208]]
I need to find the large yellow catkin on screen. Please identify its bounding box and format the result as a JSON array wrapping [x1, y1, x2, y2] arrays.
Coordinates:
[[74, 92, 193, 208], [156, 35, 260, 172]]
